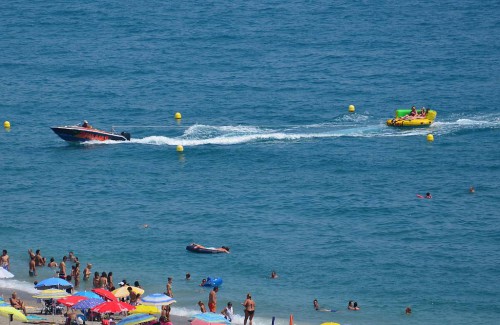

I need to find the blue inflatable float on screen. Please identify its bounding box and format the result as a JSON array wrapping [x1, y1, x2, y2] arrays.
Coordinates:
[[202, 277, 223, 287]]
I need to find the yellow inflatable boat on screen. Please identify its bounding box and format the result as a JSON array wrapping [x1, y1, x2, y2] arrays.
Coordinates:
[[386, 109, 437, 127]]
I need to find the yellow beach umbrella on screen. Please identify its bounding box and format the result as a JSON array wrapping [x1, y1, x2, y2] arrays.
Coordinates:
[[0, 306, 28, 322], [33, 288, 70, 299], [112, 286, 144, 298], [320, 323, 340, 325], [129, 305, 160, 315]]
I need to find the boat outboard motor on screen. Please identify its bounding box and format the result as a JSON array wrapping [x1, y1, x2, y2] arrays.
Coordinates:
[[121, 131, 131, 141]]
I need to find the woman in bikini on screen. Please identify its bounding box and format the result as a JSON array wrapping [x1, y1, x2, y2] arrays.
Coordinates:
[[242, 293, 255, 325]]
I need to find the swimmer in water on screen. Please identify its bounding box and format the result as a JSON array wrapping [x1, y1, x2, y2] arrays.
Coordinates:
[[143, 224, 149, 228], [469, 186, 475, 193], [425, 192, 432, 199]]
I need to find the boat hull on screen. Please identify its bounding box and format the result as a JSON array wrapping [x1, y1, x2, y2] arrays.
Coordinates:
[[51, 126, 130, 142]]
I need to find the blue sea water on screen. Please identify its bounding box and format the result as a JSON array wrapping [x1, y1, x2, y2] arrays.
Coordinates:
[[1, 0, 499, 324]]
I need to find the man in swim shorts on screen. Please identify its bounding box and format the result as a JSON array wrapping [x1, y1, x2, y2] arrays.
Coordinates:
[[1, 250, 9, 270], [208, 286, 218, 312]]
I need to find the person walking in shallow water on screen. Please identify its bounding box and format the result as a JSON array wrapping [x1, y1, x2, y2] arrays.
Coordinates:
[[208, 286, 218, 312], [242, 293, 255, 325]]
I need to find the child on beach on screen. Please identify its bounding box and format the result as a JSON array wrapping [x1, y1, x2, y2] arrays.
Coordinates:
[[198, 301, 206, 313]]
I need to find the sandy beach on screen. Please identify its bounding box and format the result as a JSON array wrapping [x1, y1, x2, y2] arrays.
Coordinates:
[[0, 290, 190, 325]]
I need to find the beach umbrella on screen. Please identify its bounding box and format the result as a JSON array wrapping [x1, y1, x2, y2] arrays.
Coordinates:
[[33, 289, 70, 299], [0, 306, 28, 323], [57, 296, 88, 307], [116, 313, 156, 325], [129, 305, 161, 315], [139, 293, 176, 306], [72, 298, 105, 310], [73, 291, 101, 299], [320, 323, 340, 325], [112, 286, 145, 298], [92, 301, 135, 313], [35, 277, 73, 290], [190, 313, 230, 325], [92, 288, 117, 301], [0, 268, 14, 279]]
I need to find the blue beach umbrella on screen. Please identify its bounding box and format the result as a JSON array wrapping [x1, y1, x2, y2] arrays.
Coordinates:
[[74, 291, 101, 299], [190, 313, 230, 325], [140, 293, 176, 306], [72, 298, 105, 310], [35, 277, 73, 290], [117, 313, 156, 325]]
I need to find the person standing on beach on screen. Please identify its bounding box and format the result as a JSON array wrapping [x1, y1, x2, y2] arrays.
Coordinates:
[[29, 255, 36, 276], [59, 256, 67, 279], [1, 250, 10, 270], [242, 293, 255, 325], [166, 277, 173, 297], [208, 286, 218, 312]]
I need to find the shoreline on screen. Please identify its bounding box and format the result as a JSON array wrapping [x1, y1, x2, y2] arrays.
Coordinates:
[[0, 288, 192, 325]]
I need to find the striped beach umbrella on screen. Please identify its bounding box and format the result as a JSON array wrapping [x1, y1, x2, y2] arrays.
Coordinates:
[[117, 313, 156, 325], [190, 313, 230, 325], [33, 289, 70, 299], [139, 293, 176, 306]]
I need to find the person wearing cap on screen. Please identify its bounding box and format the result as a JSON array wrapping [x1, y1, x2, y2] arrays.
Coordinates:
[[82, 120, 92, 128]]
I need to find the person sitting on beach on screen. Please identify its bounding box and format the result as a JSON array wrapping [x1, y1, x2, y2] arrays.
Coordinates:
[[10, 292, 27, 315], [48, 257, 57, 268], [221, 302, 233, 322], [198, 301, 206, 313]]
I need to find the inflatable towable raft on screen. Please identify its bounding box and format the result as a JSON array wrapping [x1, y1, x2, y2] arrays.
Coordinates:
[[386, 109, 437, 127]]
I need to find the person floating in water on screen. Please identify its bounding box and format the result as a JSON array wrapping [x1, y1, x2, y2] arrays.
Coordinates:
[[469, 186, 475, 193], [405, 306, 412, 315], [313, 299, 334, 312], [270, 271, 278, 279]]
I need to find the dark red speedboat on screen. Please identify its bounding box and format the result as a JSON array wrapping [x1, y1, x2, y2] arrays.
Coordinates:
[[51, 125, 131, 142]]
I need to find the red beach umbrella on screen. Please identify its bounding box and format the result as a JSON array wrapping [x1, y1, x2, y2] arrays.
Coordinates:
[[91, 301, 135, 314], [57, 295, 88, 307], [92, 288, 118, 302]]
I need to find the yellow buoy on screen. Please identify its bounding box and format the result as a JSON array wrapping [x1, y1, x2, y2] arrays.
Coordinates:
[[4, 121, 11, 128], [348, 105, 355, 113], [174, 112, 182, 119], [427, 134, 434, 142], [176, 145, 184, 152]]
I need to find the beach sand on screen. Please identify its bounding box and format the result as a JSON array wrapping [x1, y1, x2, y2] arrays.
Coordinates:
[[0, 290, 189, 325]]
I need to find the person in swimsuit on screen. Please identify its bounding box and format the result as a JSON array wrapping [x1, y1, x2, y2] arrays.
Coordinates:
[[83, 263, 92, 281], [242, 293, 255, 325], [313, 299, 320, 310], [29, 255, 37, 276], [99, 272, 108, 289], [166, 277, 173, 297], [59, 256, 67, 279], [221, 302, 233, 322], [425, 192, 432, 199], [10, 292, 27, 315], [208, 286, 218, 312], [35, 250, 46, 266], [1, 250, 10, 270], [271, 271, 278, 279], [198, 301, 206, 313], [74, 263, 81, 288], [405, 306, 412, 314], [92, 271, 100, 288], [48, 257, 57, 268]]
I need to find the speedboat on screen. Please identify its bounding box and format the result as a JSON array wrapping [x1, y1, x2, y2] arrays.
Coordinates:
[[51, 125, 131, 142], [386, 109, 437, 127]]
